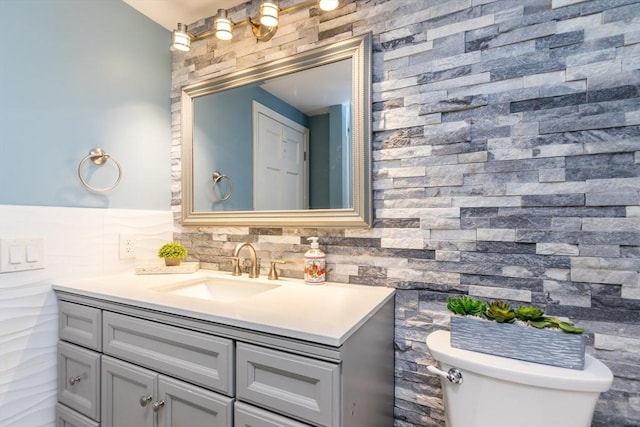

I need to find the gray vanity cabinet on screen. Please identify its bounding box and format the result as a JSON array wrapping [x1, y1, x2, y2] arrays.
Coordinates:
[[55, 288, 395, 427], [101, 356, 233, 427]]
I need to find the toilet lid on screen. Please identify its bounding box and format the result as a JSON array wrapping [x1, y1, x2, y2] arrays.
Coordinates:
[[426, 330, 613, 392]]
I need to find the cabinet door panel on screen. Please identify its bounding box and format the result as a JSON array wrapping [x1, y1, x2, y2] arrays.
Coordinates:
[[235, 402, 311, 427], [101, 356, 155, 427], [59, 301, 102, 351], [236, 343, 339, 427], [157, 375, 233, 427], [103, 311, 234, 395], [58, 342, 101, 421]]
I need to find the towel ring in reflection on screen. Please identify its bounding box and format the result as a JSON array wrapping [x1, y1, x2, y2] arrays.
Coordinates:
[[78, 148, 122, 193], [212, 171, 233, 201]]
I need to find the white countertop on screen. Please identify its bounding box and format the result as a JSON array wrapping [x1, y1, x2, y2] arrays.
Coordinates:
[[53, 270, 395, 347]]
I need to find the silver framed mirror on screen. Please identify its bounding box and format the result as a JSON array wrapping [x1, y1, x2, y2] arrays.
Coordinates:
[[181, 33, 372, 227]]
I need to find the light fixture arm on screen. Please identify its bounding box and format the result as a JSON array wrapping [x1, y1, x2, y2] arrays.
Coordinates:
[[248, 17, 278, 42]]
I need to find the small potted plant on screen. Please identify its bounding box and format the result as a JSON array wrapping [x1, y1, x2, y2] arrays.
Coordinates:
[[157, 242, 188, 266], [447, 296, 586, 369]]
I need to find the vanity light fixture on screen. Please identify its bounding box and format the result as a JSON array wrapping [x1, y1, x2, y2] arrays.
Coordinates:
[[171, 0, 339, 51]]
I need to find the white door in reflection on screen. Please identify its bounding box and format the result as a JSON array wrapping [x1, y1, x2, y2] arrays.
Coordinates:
[[253, 101, 309, 210]]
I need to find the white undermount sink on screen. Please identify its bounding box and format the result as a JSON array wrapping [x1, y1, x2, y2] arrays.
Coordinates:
[[154, 277, 280, 303]]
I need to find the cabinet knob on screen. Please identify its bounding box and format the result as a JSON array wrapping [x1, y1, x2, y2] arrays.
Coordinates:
[[68, 376, 82, 386], [152, 400, 165, 412], [139, 394, 153, 407]]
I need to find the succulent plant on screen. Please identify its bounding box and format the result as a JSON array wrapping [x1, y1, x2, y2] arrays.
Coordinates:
[[528, 317, 584, 334], [157, 242, 188, 259], [515, 305, 544, 322], [447, 296, 584, 334], [447, 296, 487, 317], [486, 300, 516, 323]]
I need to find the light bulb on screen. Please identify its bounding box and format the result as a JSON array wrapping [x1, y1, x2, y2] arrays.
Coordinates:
[[259, 1, 279, 27], [171, 23, 191, 51], [319, 0, 339, 11], [214, 9, 233, 40]]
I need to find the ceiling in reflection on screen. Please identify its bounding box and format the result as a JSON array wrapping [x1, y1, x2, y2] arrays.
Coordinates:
[[259, 60, 352, 116]]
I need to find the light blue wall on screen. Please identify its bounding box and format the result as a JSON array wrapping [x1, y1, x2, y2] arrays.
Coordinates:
[[0, 0, 172, 210]]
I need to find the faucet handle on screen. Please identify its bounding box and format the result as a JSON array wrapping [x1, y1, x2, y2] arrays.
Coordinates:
[[268, 260, 287, 280]]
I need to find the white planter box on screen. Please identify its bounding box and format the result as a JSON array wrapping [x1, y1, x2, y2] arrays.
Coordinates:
[[450, 316, 586, 370]]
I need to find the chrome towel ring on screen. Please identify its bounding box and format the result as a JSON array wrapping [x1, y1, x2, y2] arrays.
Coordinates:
[[212, 171, 233, 201], [78, 148, 122, 193]]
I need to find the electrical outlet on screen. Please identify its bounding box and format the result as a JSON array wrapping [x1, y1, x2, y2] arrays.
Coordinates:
[[119, 234, 136, 259]]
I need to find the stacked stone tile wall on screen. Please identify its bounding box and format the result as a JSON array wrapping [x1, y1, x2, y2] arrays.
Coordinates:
[[171, 1, 640, 425]]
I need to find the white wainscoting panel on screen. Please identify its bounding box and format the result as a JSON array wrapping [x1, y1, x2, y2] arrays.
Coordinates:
[[0, 205, 173, 426]]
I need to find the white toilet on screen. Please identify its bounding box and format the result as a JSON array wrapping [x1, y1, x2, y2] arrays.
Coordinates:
[[426, 330, 613, 427]]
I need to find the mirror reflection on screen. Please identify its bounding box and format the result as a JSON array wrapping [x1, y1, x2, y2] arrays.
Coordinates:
[[193, 59, 353, 212], [181, 33, 372, 227]]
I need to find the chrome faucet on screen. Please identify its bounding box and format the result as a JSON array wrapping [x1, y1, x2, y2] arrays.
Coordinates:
[[232, 242, 259, 278]]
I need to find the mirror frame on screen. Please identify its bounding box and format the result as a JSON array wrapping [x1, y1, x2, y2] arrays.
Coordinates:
[[181, 33, 372, 227]]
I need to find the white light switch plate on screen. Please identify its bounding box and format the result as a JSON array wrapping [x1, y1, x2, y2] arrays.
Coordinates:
[[0, 238, 45, 273]]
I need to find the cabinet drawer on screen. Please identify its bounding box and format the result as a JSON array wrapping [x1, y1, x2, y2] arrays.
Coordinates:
[[59, 301, 102, 351], [58, 342, 101, 421], [236, 343, 340, 427], [235, 402, 311, 427], [103, 311, 234, 395], [56, 403, 100, 427]]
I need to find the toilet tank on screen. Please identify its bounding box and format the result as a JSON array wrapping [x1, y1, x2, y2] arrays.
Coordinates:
[[426, 330, 613, 427]]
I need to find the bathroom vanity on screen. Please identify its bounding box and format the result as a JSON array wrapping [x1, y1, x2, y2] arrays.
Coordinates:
[[53, 271, 394, 427]]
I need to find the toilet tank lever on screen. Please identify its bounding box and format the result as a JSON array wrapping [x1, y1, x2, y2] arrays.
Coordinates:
[[427, 365, 463, 384]]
